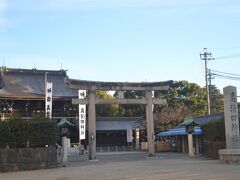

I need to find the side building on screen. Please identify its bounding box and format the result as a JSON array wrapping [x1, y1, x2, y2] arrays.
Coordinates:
[[0, 67, 78, 119]]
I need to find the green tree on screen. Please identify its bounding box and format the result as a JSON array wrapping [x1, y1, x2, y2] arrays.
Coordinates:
[[154, 81, 206, 131], [209, 85, 224, 114], [156, 80, 206, 116], [154, 81, 224, 131], [113, 90, 146, 117], [96, 91, 125, 117]]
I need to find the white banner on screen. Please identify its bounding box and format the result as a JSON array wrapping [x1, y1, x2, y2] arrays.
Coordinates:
[[79, 90, 86, 140], [127, 129, 133, 143], [45, 82, 53, 119], [152, 91, 154, 112]]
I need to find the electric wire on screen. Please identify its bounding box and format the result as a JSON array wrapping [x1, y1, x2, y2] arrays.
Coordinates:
[[211, 69, 240, 77], [211, 74, 240, 81], [209, 68, 240, 82]]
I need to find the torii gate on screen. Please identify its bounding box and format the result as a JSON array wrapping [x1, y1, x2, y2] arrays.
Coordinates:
[[65, 78, 172, 160]]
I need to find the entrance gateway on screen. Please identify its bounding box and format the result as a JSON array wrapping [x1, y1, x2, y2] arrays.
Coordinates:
[[65, 78, 172, 160]]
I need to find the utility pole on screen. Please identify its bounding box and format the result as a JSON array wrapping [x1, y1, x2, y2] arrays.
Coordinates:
[[200, 48, 214, 115], [208, 69, 213, 114]]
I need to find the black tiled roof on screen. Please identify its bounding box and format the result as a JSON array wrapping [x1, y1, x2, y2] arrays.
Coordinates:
[[0, 67, 77, 100]]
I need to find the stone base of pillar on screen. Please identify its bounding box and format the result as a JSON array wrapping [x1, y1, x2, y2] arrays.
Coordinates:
[[219, 149, 240, 164]]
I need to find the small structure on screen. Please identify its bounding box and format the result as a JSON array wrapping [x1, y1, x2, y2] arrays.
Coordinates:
[[219, 86, 240, 164], [57, 118, 75, 128], [57, 118, 75, 164], [179, 117, 200, 157], [156, 117, 201, 155], [157, 127, 202, 137]]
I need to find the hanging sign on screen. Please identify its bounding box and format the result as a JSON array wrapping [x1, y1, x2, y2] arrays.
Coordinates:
[[79, 90, 86, 140], [127, 129, 133, 143], [45, 82, 53, 119]]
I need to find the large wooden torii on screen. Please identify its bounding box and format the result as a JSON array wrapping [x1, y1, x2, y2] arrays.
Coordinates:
[[65, 78, 172, 160]]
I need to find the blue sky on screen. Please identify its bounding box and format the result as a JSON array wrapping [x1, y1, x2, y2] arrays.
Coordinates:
[[1, 0, 240, 94]]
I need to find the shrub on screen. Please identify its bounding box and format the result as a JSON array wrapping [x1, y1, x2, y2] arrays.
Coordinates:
[[0, 116, 57, 149], [202, 119, 225, 142]]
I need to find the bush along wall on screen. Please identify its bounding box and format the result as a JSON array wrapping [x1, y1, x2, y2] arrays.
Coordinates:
[[202, 119, 225, 142], [202, 119, 226, 159], [0, 116, 58, 149]]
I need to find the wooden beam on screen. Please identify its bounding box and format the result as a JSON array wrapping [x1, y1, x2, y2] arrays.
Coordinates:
[[72, 98, 167, 105]]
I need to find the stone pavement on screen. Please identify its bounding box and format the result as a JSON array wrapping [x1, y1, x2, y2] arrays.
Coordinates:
[[1, 152, 240, 180]]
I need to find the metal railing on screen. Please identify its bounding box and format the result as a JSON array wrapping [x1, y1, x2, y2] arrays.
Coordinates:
[[96, 145, 135, 152]]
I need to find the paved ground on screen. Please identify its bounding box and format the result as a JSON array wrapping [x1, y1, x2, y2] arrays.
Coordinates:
[[1, 152, 240, 180]]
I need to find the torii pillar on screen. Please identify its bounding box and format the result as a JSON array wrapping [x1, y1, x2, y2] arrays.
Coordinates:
[[88, 90, 96, 160], [146, 90, 155, 157]]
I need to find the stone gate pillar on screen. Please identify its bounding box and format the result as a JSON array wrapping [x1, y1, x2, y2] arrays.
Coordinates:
[[146, 90, 156, 157], [88, 90, 96, 160], [135, 127, 140, 150], [223, 86, 240, 149], [188, 134, 194, 157], [219, 86, 240, 164]]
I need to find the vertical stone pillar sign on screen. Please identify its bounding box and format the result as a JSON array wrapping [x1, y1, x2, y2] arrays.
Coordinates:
[[223, 86, 240, 149], [219, 86, 240, 164]]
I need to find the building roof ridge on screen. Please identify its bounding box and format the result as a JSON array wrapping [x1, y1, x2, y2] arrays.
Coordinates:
[[1, 67, 67, 76]]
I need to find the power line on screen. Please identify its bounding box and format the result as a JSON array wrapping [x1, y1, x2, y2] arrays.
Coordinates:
[[211, 69, 240, 77], [212, 73, 240, 81], [210, 69, 240, 81]]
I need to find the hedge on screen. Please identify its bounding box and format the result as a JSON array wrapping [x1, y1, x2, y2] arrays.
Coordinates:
[[0, 116, 58, 149], [202, 119, 225, 141]]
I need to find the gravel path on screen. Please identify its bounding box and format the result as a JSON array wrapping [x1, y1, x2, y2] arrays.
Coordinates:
[[1, 152, 239, 180]]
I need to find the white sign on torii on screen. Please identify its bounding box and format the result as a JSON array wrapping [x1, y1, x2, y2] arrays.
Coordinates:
[[79, 90, 86, 140]]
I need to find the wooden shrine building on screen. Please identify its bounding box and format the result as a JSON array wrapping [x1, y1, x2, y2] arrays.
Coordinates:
[[0, 67, 78, 119]]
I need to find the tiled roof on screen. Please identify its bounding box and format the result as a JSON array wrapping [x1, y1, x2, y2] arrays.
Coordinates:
[[96, 117, 145, 130], [0, 67, 77, 100]]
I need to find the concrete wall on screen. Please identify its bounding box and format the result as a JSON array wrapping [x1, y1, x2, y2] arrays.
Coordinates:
[[0, 147, 57, 172]]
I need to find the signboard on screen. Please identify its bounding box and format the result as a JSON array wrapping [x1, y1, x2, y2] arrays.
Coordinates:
[[79, 90, 86, 140], [45, 82, 53, 118], [127, 129, 133, 143]]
